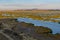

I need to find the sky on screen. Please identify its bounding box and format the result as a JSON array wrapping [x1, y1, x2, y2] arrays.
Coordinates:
[[0, 0, 60, 10]]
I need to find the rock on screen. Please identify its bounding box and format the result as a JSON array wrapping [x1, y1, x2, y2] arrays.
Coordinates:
[[34, 26, 52, 34], [0, 19, 60, 40]]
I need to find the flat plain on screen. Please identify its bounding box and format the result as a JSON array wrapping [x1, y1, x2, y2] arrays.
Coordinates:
[[0, 10, 60, 22]]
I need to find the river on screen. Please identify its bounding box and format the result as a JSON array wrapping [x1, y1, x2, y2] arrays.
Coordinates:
[[17, 18, 60, 34]]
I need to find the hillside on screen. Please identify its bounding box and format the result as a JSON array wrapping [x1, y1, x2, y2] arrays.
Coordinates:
[[0, 19, 60, 40]]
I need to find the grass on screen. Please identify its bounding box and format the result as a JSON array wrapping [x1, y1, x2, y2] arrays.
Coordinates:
[[0, 10, 60, 22]]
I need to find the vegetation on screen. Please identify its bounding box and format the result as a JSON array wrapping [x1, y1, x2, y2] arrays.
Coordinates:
[[0, 10, 60, 22]]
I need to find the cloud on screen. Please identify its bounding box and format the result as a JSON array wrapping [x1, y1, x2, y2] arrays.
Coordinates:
[[0, 0, 60, 10], [0, 4, 60, 10]]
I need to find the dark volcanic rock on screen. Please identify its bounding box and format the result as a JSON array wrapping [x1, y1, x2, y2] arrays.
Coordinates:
[[0, 33, 9, 40], [3, 29, 23, 40], [0, 19, 60, 40]]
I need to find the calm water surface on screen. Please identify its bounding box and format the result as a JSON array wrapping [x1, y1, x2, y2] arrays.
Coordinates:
[[17, 18, 60, 34]]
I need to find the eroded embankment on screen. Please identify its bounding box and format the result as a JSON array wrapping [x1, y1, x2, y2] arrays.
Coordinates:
[[0, 18, 60, 40]]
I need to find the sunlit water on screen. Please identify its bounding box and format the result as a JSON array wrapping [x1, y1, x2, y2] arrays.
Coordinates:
[[17, 18, 60, 34]]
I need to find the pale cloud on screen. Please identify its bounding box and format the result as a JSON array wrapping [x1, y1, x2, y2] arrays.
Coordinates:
[[0, 0, 60, 10], [0, 4, 60, 10]]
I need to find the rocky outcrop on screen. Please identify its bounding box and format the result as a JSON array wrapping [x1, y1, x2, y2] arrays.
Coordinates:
[[0, 19, 60, 40]]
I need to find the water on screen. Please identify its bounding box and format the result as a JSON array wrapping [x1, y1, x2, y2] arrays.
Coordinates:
[[17, 18, 60, 34], [51, 18, 60, 20]]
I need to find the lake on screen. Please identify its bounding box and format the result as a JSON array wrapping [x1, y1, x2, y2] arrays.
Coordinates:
[[17, 18, 60, 34]]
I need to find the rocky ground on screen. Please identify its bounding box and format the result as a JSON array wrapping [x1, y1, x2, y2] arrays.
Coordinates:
[[0, 18, 60, 40]]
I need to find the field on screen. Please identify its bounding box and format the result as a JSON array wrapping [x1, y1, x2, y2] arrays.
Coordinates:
[[0, 10, 60, 22], [0, 10, 60, 40]]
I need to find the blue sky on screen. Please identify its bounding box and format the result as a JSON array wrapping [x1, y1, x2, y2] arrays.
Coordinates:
[[0, 0, 60, 4], [0, 0, 60, 10]]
